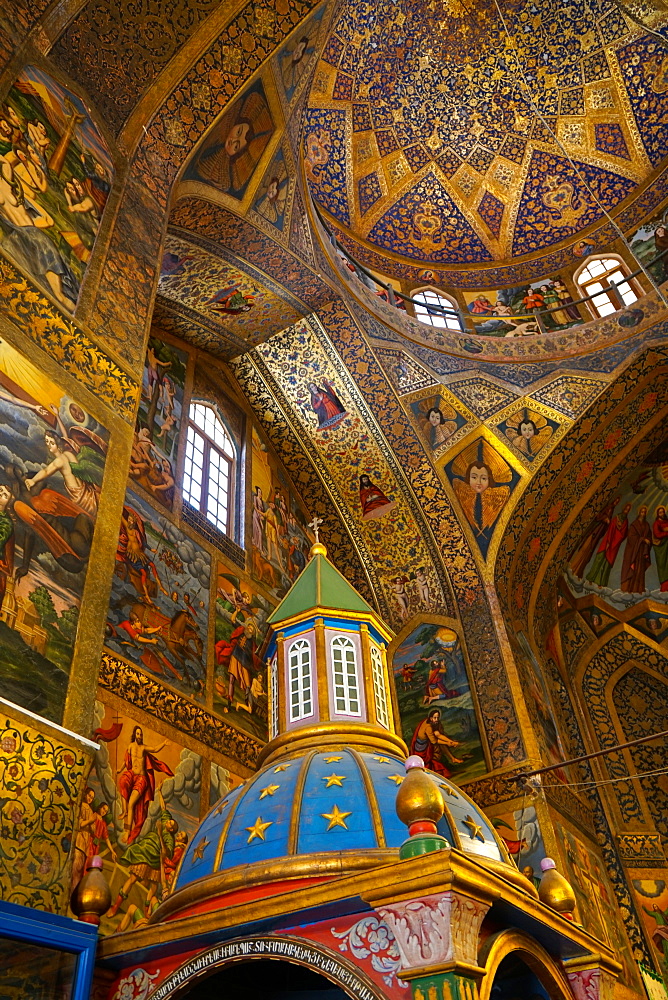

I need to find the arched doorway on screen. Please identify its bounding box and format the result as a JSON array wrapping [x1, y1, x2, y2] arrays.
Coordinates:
[[183, 958, 353, 1000], [489, 954, 555, 1000]]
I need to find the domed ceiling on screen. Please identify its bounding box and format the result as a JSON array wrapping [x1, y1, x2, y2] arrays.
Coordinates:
[[303, 0, 668, 283]]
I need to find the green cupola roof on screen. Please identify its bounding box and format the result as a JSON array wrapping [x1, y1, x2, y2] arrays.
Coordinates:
[[267, 543, 375, 624]]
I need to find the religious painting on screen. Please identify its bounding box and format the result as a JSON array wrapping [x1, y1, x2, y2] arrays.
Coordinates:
[[392, 623, 485, 785], [276, 7, 324, 104], [632, 877, 668, 981], [210, 761, 244, 808], [444, 437, 520, 559], [0, 712, 90, 913], [359, 474, 396, 520], [579, 605, 618, 638], [307, 377, 348, 430], [463, 276, 581, 337], [565, 438, 668, 608], [130, 335, 187, 511], [630, 609, 668, 644], [184, 78, 275, 201], [497, 406, 559, 464], [105, 488, 210, 700], [0, 337, 108, 724], [250, 426, 312, 601], [81, 701, 202, 935], [0, 65, 113, 311], [213, 564, 275, 740], [251, 146, 291, 234], [488, 803, 546, 886], [630, 210, 668, 285], [410, 394, 467, 455], [514, 631, 565, 774]]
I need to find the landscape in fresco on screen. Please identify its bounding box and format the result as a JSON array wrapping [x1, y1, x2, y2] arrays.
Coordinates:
[[0, 65, 113, 310], [463, 276, 581, 337], [392, 622, 485, 784], [0, 337, 108, 723], [105, 488, 210, 700]]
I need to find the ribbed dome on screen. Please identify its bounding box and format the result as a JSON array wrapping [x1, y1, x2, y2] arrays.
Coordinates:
[[175, 748, 510, 892]]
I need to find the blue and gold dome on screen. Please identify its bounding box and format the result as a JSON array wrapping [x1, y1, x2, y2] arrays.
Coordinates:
[[175, 747, 510, 893]]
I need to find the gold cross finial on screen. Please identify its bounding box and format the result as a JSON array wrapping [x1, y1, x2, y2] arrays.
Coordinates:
[[308, 516, 323, 543]]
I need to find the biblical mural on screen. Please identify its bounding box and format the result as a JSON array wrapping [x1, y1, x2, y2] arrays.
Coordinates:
[[0, 713, 90, 913], [0, 65, 113, 311], [0, 337, 108, 723], [105, 489, 211, 700], [410, 393, 467, 455], [213, 566, 274, 740], [514, 632, 565, 773], [565, 439, 668, 608], [184, 78, 275, 200], [251, 146, 291, 235], [158, 234, 304, 344], [250, 425, 312, 601], [82, 701, 202, 935], [275, 7, 324, 104], [444, 437, 520, 559], [489, 803, 546, 886], [463, 278, 581, 337], [130, 335, 187, 511], [630, 210, 668, 285], [633, 878, 668, 981], [392, 623, 485, 784]]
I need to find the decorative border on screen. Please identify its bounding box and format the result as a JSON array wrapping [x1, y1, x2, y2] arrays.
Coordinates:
[[99, 653, 262, 768]]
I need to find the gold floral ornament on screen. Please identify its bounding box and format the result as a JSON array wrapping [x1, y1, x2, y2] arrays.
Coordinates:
[[447, 438, 518, 558], [504, 407, 554, 460]]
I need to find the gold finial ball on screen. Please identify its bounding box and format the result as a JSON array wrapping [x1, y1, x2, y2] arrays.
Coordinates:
[[71, 856, 111, 926], [310, 541, 328, 557], [538, 858, 576, 916], [396, 755, 445, 827]]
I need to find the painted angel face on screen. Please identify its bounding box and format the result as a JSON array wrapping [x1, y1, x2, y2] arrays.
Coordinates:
[[225, 121, 250, 156], [469, 465, 490, 493]]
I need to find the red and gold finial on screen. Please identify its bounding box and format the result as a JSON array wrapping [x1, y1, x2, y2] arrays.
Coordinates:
[[396, 756, 450, 859]]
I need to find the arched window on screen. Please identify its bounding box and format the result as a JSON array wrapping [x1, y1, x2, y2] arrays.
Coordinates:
[[412, 288, 462, 331], [370, 644, 390, 730], [288, 638, 313, 722], [331, 636, 361, 716], [183, 402, 236, 535], [575, 256, 639, 318]]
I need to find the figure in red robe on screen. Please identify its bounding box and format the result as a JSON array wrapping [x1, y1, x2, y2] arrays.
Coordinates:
[[570, 496, 620, 579], [620, 506, 652, 594], [586, 503, 631, 588], [359, 475, 396, 520], [117, 726, 174, 844], [410, 709, 462, 778], [307, 379, 347, 430]]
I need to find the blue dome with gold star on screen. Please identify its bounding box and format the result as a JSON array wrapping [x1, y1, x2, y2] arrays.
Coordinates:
[[174, 747, 509, 892]]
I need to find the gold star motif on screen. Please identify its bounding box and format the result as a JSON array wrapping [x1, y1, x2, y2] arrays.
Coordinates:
[[246, 816, 273, 843], [214, 798, 229, 815], [439, 784, 457, 797], [373, 756, 391, 764], [387, 773, 404, 785], [323, 755, 343, 763], [463, 815, 485, 842], [322, 773, 346, 788], [274, 764, 291, 772], [193, 837, 209, 860], [259, 783, 280, 799], [322, 804, 352, 831]]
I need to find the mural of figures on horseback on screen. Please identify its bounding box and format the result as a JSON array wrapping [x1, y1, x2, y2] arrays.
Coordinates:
[[105, 489, 210, 700]]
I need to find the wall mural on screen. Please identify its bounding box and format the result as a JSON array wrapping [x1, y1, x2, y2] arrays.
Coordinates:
[[392, 623, 485, 784], [496, 405, 560, 465], [105, 488, 211, 700], [633, 877, 668, 982], [214, 565, 274, 741], [80, 701, 205, 935], [158, 233, 305, 345], [0, 712, 90, 913], [409, 392, 468, 457], [130, 335, 187, 511], [0, 337, 108, 724], [275, 5, 324, 105], [250, 145, 292, 236], [630, 209, 668, 285], [250, 425, 312, 601], [184, 78, 276, 201], [443, 437, 521, 560], [0, 65, 113, 311], [565, 439, 668, 609], [463, 278, 581, 338], [487, 802, 546, 888]]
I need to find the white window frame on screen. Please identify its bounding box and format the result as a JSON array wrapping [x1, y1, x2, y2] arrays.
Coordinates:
[[411, 287, 462, 331], [331, 635, 361, 717], [574, 255, 640, 319], [288, 637, 313, 722], [370, 644, 390, 729], [183, 401, 236, 536]]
